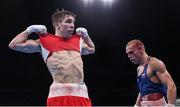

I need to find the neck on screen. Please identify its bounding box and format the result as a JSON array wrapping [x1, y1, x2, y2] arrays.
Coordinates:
[[139, 53, 149, 66], [55, 30, 65, 38]]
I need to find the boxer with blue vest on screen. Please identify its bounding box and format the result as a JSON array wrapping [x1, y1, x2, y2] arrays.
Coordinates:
[[126, 39, 176, 107]]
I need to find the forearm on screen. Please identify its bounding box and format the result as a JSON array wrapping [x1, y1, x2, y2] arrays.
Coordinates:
[[82, 36, 95, 50], [135, 93, 141, 106], [9, 30, 29, 48], [76, 27, 95, 54], [167, 83, 177, 104], [81, 36, 95, 55]]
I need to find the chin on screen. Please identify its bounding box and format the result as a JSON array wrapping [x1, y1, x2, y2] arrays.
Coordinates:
[[65, 34, 72, 38], [132, 61, 138, 65], [134, 63, 139, 65]]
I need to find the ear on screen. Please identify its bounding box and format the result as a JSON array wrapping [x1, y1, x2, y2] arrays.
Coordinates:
[[53, 23, 55, 28], [53, 23, 60, 29], [139, 50, 144, 55], [54, 23, 58, 27]]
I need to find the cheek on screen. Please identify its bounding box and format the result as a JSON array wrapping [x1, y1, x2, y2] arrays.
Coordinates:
[[60, 24, 68, 30], [135, 54, 142, 60], [63, 24, 69, 28], [137, 52, 142, 57], [63, 23, 70, 28], [132, 53, 138, 59]]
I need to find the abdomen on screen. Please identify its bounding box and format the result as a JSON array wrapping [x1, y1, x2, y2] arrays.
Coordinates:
[[46, 51, 84, 83]]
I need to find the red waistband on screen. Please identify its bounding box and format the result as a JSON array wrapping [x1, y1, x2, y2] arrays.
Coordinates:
[[141, 93, 163, 101]]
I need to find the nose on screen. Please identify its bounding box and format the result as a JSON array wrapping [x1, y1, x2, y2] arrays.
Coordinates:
[[128, 55, 131, 59], [70, 22, 74, 29]]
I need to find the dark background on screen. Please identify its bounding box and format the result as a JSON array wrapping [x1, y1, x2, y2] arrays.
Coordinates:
[[0, 0, 180, 106]]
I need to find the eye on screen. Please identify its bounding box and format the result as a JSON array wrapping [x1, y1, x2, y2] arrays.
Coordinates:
[[65, 19, 72, 23], [128, 51, 134, 55], [66, 19, 75, 23]]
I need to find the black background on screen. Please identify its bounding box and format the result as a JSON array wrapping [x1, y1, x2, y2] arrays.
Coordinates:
[[0, 0, 180, 106]]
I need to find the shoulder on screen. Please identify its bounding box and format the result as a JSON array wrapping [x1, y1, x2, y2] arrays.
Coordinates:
[[137, 65, 141, 74], [35, 39, 41, 44], [149, 57, 166, 71]]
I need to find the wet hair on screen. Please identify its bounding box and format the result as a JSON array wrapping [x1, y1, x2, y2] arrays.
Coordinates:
[[51, 9, 76, 26], [126, 39, 145, 50]]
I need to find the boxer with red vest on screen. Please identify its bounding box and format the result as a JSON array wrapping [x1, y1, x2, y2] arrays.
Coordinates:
[[9, 9, 95, 106]]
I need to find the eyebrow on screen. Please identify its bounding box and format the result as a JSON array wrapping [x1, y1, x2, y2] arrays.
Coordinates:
[[65, 18, 75, 22], [127, 50, 133, 54]]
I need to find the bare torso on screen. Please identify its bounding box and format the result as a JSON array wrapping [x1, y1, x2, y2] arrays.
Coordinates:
[[46, 51, 84, 83]]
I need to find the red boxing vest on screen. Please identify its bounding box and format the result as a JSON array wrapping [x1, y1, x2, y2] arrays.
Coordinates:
[[39, 33, 82, 62]]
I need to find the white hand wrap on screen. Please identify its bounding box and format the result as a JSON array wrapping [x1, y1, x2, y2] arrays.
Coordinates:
[[76, 27, 89, 38], [134, 104, 139, 107], [166, 104, 175, 107], [26, 25, 47, 34]]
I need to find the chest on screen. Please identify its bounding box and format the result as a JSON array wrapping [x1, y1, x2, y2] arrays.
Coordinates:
[[48, 51, 82, 61], [40, 33, 81, 52], [138, 65, 154, 78]]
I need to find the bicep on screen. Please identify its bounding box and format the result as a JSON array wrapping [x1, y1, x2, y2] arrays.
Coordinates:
[[156, 69, 172, 85], [154, 61, 174, 86], [81, 41, 95, 55], [12, 39, 41, 53]]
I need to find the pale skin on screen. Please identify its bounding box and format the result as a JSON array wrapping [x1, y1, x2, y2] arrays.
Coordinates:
[[126, 43, 176, 106], [9, 15, 95, 83]]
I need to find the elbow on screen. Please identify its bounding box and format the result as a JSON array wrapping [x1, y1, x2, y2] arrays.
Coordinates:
[[90, 47, 95, 54], [173, 84, 177, 92], [91, 47, 95, 54], [8, 42, 17, 50], [8, 42, 14, 49], [168, 82, 177, 93], [172, 83, 176, 90], [171, 83, 177, 97]]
